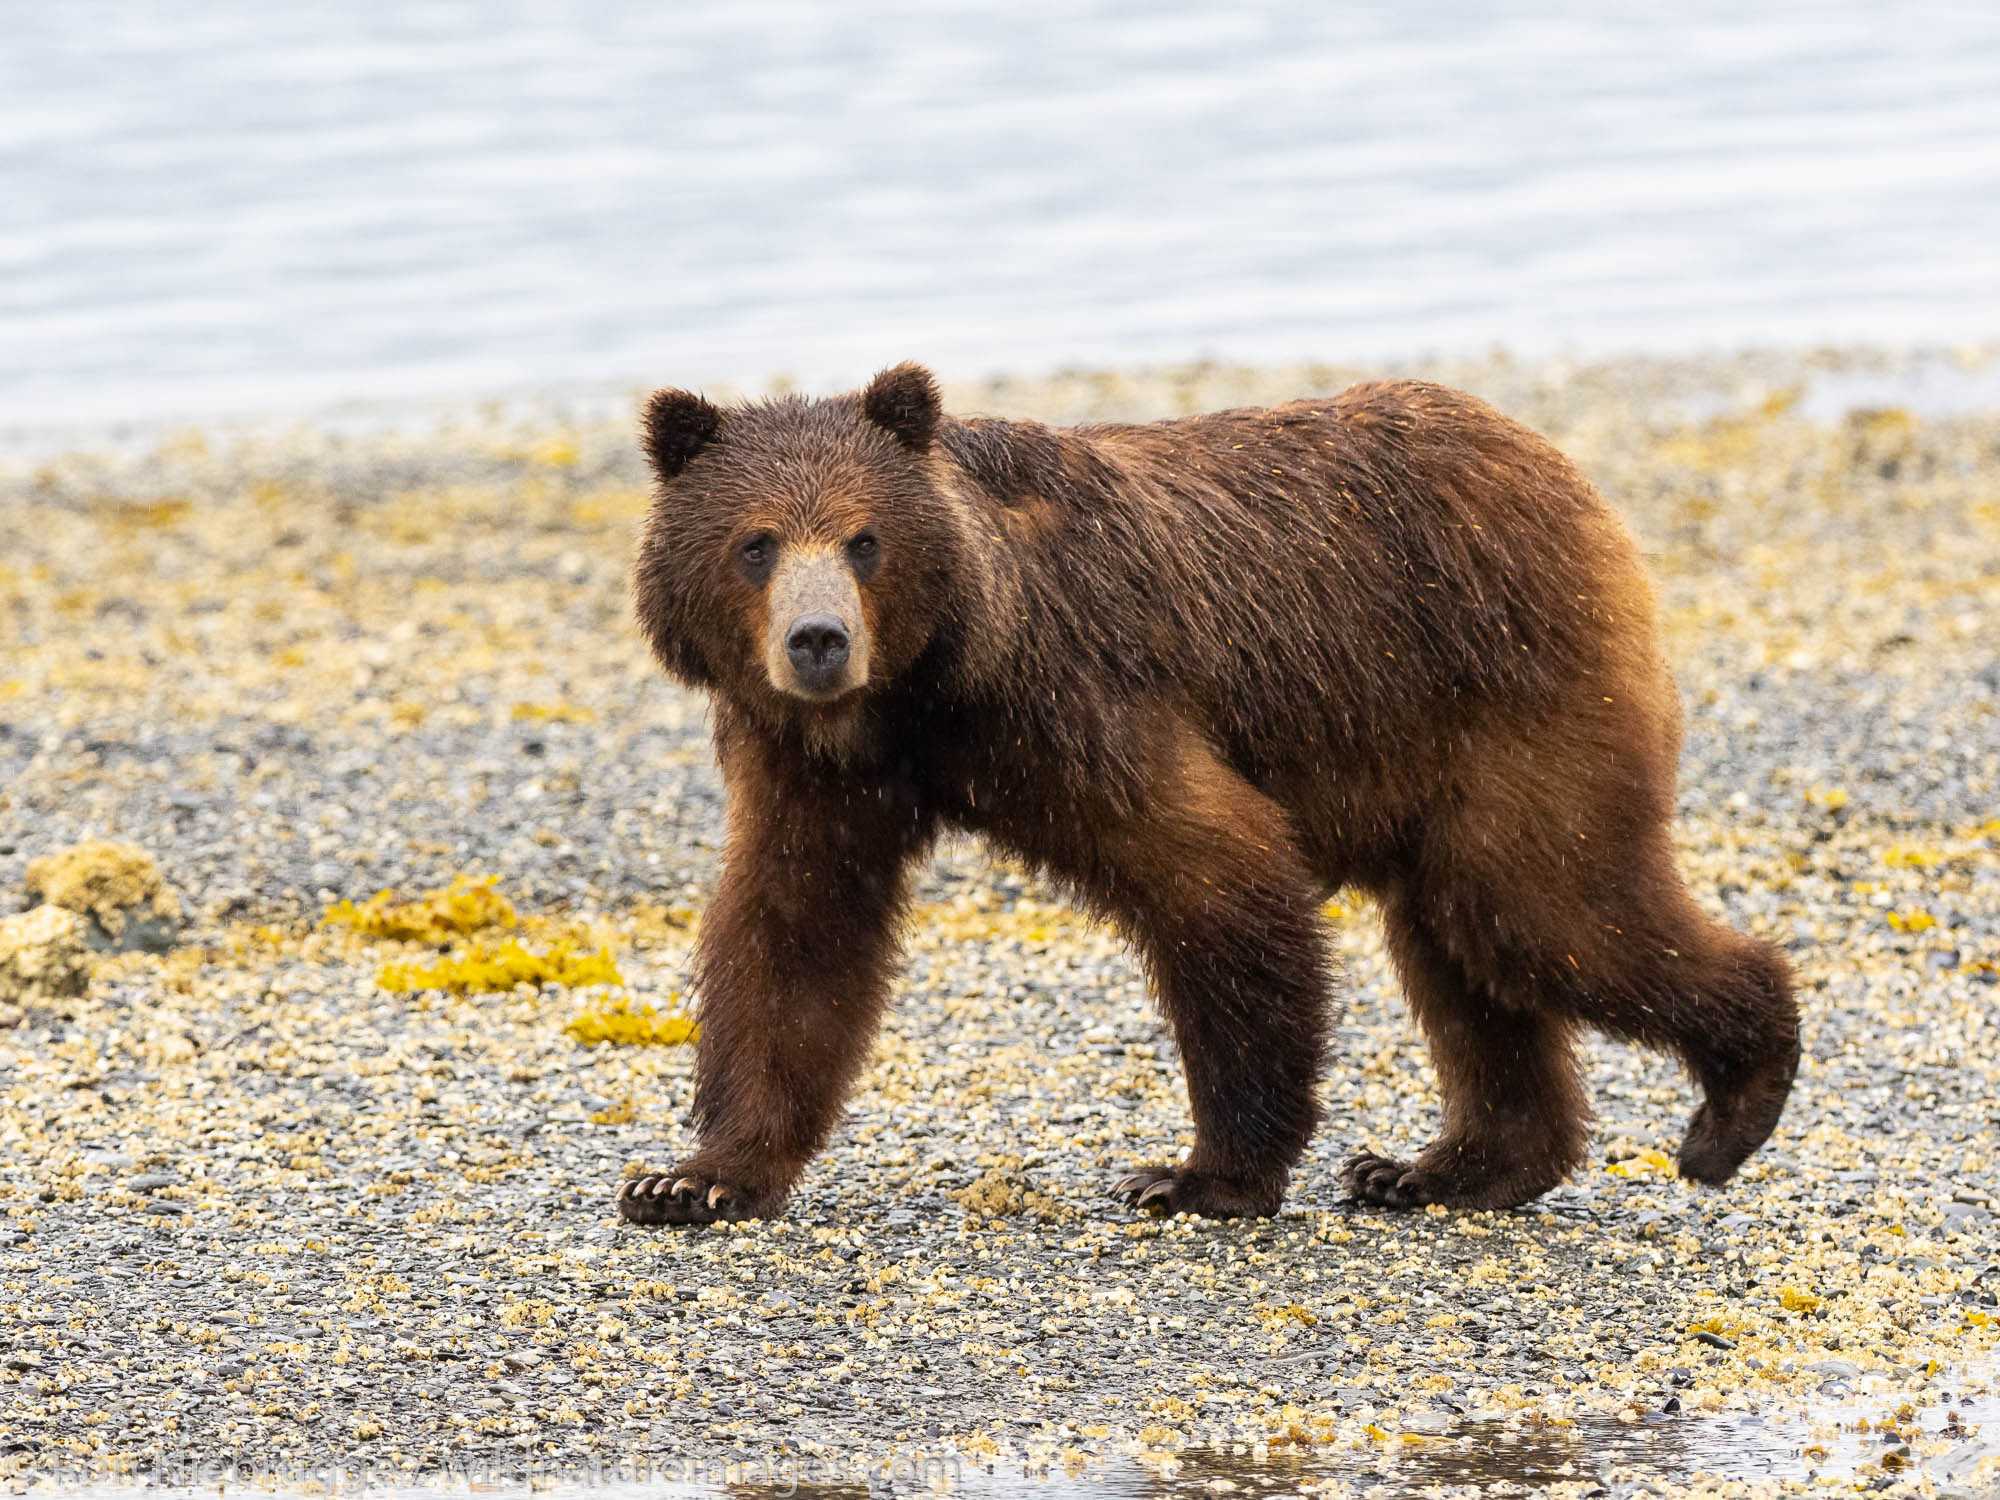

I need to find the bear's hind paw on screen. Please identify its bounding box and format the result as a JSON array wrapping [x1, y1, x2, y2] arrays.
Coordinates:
[[1339, 1151, 1436, 1210], [1340, 1147, 1564, 1211]]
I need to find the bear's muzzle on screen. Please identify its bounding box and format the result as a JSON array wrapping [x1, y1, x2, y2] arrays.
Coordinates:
[[762, 547, 870, 700]]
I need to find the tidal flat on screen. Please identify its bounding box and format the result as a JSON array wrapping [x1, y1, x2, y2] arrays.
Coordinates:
[[0, 348, 1996, 1496]]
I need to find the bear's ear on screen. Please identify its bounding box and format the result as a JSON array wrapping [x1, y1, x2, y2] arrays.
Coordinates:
[[641, 388, 722, 482], [862, 362, 941, 451]]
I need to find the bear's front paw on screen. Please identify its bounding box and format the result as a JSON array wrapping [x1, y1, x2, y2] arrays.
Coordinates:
[[1109, 1164, 1280, 1219], [615, 1168, 780, 1227]]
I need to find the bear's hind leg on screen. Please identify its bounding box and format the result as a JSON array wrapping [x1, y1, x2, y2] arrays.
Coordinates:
[[1457, 838, 1799, 1190], [1649, 917, 1799, 1185], [1342, 897, 1590, 1210], [1495, 893, 1798, 1188], [1353, 833, 1798, 1210]]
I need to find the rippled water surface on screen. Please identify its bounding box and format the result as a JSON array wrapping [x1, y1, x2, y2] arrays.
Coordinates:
[[5, 3, 2000, 423]]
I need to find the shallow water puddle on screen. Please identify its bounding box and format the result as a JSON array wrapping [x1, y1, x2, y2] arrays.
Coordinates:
[[42, 1377, 1999, 1499], [1672, 352, 2000, 427], [1797, 357, 2000, 422], [973, 1379, 1999, 1497]]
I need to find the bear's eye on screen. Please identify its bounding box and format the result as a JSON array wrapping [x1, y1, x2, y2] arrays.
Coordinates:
[[738, 534, 775, 581], [847, 532, 880, 577]]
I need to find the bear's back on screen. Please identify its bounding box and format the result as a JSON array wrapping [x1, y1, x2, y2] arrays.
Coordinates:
[[999, 382, 1656, 747]]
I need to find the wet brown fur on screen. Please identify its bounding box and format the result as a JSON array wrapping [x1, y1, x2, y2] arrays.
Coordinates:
[[618, 364, 1800, 1226]]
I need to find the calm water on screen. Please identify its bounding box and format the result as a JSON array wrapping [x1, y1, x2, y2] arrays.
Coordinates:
[[4, 2, 2000, 428]]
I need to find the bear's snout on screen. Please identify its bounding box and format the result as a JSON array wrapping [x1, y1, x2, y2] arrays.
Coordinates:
[[761, 547, 871, 701], [786, 613, 851, 686]]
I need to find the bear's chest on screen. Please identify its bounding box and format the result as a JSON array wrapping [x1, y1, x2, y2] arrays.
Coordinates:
[[903, 703, 1152, 851]]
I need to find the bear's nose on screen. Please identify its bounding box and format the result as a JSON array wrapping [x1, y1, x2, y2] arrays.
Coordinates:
[[786, 614, 851, 674]]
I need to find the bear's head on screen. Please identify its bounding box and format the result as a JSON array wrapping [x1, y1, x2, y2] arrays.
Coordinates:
[[633, 363, 985, 732]]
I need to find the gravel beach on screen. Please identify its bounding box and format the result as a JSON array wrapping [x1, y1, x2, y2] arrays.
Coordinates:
[[0, 348, 1996, 1496]]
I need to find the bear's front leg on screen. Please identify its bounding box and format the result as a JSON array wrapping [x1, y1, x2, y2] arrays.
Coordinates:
[[1090, 726, 1336, 1219], [616, 739, 927, 1227]]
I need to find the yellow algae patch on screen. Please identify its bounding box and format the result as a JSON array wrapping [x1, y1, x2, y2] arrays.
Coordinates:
[[1604, 1146, 1678, 1180], [570, 487, 649, 527], [524, 436, 580, 468], [498, 1297, 561, 1327], [510, 701, 598, 724], [23, 839, 180, 936], [321, 876, 648, 1004], [98, 497, 193, 533], [322, 874, 516, 943], [622, 899, 699, 948], [378, 936, 622, 996], [1254, 1303, 1319, 1330], [911, 891, 1096, 947], [564, 992, 698, 1047]]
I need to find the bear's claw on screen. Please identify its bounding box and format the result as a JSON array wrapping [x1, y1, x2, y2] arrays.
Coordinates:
[[616, 1169, 764, 1226], [1340, 1151, 1433, 1209], [1108, 1163, 1280, 1219], [1110, 1167, 1177, 1209]]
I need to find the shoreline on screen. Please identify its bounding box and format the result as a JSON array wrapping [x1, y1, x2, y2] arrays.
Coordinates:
[[1, 347, 1997, 1496], [4, 341, 1998, 470]]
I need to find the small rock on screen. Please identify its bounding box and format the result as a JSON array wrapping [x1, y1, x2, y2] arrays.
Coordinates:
[[0, 905, 91, 1007], [1937, 1439, 2000, 1482], [125, 1172, 178, 1192], [22, 840, 181, 952], [1941, 1202, 1992, 1231]]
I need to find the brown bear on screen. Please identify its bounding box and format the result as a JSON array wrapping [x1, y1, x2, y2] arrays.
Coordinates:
[[616, 363, 1799, 1226]]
